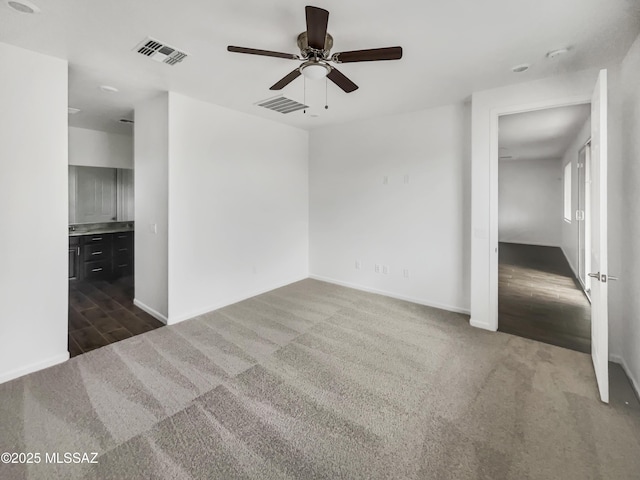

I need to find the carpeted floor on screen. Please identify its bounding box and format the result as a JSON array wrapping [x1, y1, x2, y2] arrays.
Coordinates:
[[1, 279, 639, 479]]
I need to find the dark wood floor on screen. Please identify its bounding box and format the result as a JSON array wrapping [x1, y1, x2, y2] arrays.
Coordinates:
[[498, 242, 591, 353], [68, 276, 164, 357]]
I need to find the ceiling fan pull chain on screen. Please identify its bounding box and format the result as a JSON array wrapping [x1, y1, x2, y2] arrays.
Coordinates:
[[325, 77, 329, 109], [303, 76, 306, 114]]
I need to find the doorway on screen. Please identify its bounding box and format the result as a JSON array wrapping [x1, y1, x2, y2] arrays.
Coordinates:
[[66, 129, 163, 357], [497, 104, 592, 353]]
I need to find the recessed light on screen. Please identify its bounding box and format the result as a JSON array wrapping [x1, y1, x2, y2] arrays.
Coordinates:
[[310, 114, 319, 118], [7, 0, 40, 14], [68, 107, 81, 115], [511, 64, 530, 73], [546, 48, 569, 59], [99, 85, 119, 93]]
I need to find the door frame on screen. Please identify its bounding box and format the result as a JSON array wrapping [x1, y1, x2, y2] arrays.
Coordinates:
[[487, 96, 592, 331], [577, 140, 592, 295]]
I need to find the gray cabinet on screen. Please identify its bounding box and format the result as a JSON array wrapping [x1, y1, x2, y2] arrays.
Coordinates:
[[69, 231, 134, 281], [68, 166, 134, 224], [68, 237, 80, 280]]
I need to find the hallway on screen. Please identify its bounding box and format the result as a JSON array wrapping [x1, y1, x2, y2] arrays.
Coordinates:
[[498, 242, 591, 353]]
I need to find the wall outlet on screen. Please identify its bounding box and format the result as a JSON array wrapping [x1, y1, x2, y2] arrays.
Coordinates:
[[382, 265, 389, 274], [383, 175, 388, 185], [404, 174, 410, 184], [355, 260, 361, 270], [252, 265, 257, 274], [403, 268, 410, 278], [149, 223, 157, 234], [374, 264, 381, 273]]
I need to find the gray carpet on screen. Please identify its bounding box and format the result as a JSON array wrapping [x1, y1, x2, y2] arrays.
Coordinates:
[[1, 279, 639, 479]]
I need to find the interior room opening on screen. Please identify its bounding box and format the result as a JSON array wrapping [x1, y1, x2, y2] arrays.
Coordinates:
[[67, 116, 164, 356], [496, 103, 592, 353]]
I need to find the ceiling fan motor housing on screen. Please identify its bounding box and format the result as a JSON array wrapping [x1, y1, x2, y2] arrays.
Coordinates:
[[297, 32, 333, 57]]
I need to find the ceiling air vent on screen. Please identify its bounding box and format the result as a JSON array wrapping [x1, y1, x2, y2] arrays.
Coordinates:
[[256, 96, 308, 114], [133, 37, 188, 66], [119, 118, 134, 124]]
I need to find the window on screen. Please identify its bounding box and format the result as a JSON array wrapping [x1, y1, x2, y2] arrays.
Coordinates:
[[564, 162, 572, 222]]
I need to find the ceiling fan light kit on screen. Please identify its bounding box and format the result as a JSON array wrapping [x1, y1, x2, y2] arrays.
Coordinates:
[[227, 5, 403, 97], [300, 61, 330, 79]]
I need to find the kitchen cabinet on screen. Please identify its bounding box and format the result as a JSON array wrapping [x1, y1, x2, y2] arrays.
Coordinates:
[[112, 231, 134, 278], [68, 236, 80, 280], [82, 233, 112, 281], [69, 230, 134, 281]]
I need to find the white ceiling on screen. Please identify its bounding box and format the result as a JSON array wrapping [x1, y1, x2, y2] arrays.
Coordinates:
[[498, 104, 591, 161], [1, 0, 638, 134]]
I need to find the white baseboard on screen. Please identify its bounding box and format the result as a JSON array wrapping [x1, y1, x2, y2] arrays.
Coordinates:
[[308, 274, 470, 315], [560, 246, 580, 280], [133, 299, 169, 325], [609, 354, 640, 400], [166, 275, 309, 325], [0, 352, 69, 384], [499, 240, 561, 248], [470, 317, 498, 331]]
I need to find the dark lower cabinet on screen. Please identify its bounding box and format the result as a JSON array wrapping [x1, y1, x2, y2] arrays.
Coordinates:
[[113, 232, 134, 278], [69, 231, 134, 281], [83, 260, 111, 281], [68, 237, 80, 280]]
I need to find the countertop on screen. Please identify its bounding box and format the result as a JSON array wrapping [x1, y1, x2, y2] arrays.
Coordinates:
[[69, 222, 134, 237]]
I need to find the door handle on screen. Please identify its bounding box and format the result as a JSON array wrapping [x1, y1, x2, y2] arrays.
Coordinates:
[[589, 272, 619, 283]]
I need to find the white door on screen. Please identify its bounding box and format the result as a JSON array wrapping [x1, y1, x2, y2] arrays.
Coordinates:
[[589, 69, 609, 403]]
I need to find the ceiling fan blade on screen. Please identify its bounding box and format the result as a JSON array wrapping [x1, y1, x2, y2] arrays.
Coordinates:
[[327, 67, 358, 93], [306, 6, 329, 50], [333, 46, 403, 63], [269, 69, 302, 90], [227, 46, 298, 60]]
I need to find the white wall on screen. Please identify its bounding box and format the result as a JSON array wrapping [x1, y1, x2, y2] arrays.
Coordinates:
[[470, 68, 599, 331], [69, 127, 133, 169], [611, 33, 640, 395], [309, 103, 471, 313], [134, 94, 169, 321], [560, 118, 590, 275], [498, 158, 563, 247], [0, 43, 68, 383], [167, 93, 309, 322]]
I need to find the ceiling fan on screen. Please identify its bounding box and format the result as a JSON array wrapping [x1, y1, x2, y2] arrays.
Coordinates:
[[227, 5, 403, 93]]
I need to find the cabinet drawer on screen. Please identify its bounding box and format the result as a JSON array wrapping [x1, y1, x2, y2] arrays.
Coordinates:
[[83, 234, 110, 244], [113, 244, 132, 256], [83, 244, 109, 262], [113, 260, 133, 277], [83, 261, 110, 280], [113, 231, 132, 242]]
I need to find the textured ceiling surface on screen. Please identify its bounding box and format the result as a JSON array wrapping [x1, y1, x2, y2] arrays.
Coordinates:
[[1, 0, 638, 133], [499, 104, 591, 162]]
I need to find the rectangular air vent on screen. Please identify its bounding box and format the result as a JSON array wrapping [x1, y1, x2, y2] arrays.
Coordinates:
[[133, 37, 188, 66], [256, 96, 308, 114]]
